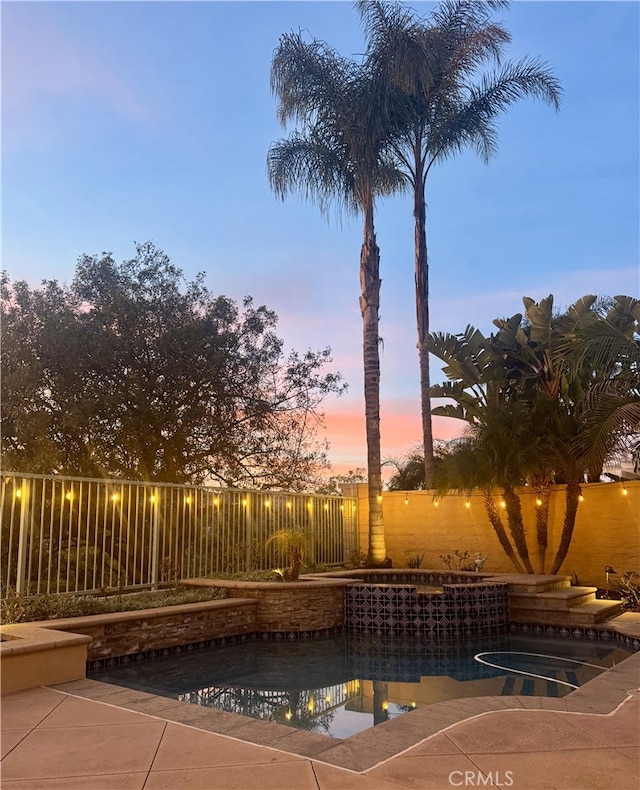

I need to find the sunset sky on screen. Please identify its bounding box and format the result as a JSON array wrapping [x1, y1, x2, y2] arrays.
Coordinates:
[[3, 1, 639, 480]]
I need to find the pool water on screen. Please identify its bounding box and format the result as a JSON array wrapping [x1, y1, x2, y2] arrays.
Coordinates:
[[90, 632, 631, 739]]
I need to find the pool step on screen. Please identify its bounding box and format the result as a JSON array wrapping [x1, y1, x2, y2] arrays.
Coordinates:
[[509, 599, 625, 626], [487, 574, 572, 595], [511, 586, 599, 611], [508, 585, 625, 625], [483, 574, 626, 626]]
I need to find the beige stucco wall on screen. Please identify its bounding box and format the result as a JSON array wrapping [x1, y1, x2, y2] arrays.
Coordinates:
[[352, 480, 639, 588], [0, 625, 91, 695]]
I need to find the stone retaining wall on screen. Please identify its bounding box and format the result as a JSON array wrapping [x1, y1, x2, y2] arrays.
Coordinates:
[[28, 599, 258, 661], [184, 578, 354, 633]]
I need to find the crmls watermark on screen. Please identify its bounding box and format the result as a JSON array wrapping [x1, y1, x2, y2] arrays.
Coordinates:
[[449, 770, 515, 787]]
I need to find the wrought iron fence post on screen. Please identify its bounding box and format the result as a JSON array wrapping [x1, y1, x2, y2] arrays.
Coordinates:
[[16, 478, 30, 595], [308, 498, 316, 567], [245, 496, 253, 572], [150, 486, 160, 590]]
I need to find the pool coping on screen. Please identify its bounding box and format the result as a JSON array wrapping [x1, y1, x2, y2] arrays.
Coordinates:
[[52, 645, 640, 773]]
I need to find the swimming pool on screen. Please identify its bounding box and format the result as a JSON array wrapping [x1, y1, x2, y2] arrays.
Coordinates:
[[89, 631, 631, 739]]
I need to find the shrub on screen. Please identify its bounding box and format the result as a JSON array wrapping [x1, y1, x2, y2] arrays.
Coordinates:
[[348, 550, 368, 569], [265, 528, 310, 581], [1, 586, 225, 624], [440, 550, 475, 572], [610, 571, 640, 611]]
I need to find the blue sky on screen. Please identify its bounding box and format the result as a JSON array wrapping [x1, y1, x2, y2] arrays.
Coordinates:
[[3, 1, 639, 477]]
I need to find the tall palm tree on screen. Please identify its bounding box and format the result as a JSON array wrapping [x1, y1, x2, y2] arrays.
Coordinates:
[[268, 32, 403, 564], [357, 0, 562, 486]]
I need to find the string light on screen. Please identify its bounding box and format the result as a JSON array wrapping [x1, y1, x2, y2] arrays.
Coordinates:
[[65, 491, 73, 501], [324, 503, 329, 510], [111, 493, 119, 503], [286, 501, 292, 509], [376, 494, 383, 503], [264, 500, 271, 508], [214, 498, 219, 507], [149, 495, 156, 503], [14, 489, 21, 499], [500, 500, 506, 509], [465, 500, 471, 509], [242, 498, 248, 507], [578, 494, 584, 502], [405, 495, 409, 505], [622, 485, 628, 496], [285, 711, 292, 720], [184, 496, 191, 505], [433, 500, 439, 508], [535, 499, 543, 507]]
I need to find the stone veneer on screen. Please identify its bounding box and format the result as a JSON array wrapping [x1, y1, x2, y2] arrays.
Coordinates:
[[184, 577, 354, 633], [25, 599, 258, 662]]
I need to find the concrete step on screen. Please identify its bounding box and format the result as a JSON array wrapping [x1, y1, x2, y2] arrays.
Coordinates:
[[488, 574, 572, 594], [510, 587, 598, 612], [511, 599, 625, 626], [569, 600, 625, 623]]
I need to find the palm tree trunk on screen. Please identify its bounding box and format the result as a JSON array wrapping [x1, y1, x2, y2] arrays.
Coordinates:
[[360, 199, 386, 565], [483, 493, 525, 573], [550, 481, 581, 574], [372, 681, 390, 725], [503, 484, 535, 573], [531, 478, 551, 573], [413, 166, 435, 489]]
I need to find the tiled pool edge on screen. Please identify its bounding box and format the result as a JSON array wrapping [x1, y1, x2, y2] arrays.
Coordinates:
[[86, 625, 344, 671], [508, 621, 640, 652], [55, 649, 640, 773], [84, 619, 639, 672]]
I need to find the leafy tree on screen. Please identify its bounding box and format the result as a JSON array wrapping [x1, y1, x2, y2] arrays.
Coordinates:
[[268, 31, 404, 563], [1, 243, 345, 488], [316, 468, 367, 496], [386, 446, 428, 491], [428, 293, 639, 573], [357, 0, 562, 485]]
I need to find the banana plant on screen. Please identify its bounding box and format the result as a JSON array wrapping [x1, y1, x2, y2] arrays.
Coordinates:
[[428, 293, 634, 574]]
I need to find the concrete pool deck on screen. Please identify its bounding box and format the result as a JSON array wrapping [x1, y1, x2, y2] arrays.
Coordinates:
[[2, 650, 638, 789]]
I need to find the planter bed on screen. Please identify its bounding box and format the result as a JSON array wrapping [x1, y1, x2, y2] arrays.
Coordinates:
[[184, 576, 356, 633], [0, 598, 258, 693]]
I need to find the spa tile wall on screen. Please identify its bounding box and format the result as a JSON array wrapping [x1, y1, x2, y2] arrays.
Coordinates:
[[346, 582, 509, 637]]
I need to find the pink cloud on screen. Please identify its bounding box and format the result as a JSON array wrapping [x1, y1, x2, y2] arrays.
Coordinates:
[[322, 397, 465, 476]]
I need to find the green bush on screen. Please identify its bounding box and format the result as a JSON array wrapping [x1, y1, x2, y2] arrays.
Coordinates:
[[610, 571, 640, 611], [1, 586, 225, 624], [206, 570, 284, 582]]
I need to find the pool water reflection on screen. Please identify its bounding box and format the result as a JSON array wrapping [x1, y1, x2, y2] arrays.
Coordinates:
[[90, 632, 631, 739]]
